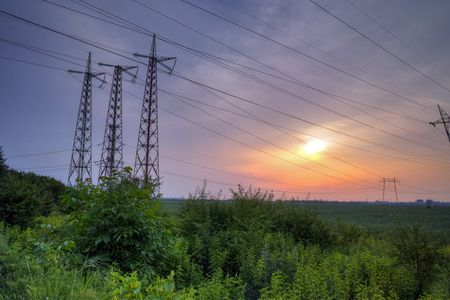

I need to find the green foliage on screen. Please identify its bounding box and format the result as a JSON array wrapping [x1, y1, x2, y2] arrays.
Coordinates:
[[0, 146, 8, 177], [196, 268, 246, 300], [61, 167, 176, 275], [103, 269, 198, 299], [387, 212, 448, 296], [0, 224, 102, 300], [0, 232, 38, 299], [258, 240, 418, 300], [0, 172, 45, 229], [0, 168, 66, 229], [331, 221, 367, 247], [179, 183, 332, 275], [1, 177, 449, 299], [270, 201, 332, 246]]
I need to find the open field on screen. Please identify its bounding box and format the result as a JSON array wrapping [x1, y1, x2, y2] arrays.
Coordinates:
[[161, 198, 450, 236]]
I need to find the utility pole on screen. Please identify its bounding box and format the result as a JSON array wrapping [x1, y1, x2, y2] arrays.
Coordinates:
[[68, 53, 105, 185], [98, 63, 138, 179], [380, 177, 400, 202], [429, 105, 450, 143], [133, 34, 176, 189]]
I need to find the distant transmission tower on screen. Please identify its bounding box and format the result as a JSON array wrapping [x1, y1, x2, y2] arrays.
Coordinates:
[[429, 105, 450, 143], [380, 177, 400, 202], [133, 35, 176, 187], [68, 53, 105, 185], [98, 63, 138, 178]]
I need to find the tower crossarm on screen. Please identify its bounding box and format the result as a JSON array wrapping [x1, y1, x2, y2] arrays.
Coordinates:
[[429, 105, 450, 143]]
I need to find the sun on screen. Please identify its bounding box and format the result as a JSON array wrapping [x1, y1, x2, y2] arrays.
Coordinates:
[[304, 140, 325, 155]]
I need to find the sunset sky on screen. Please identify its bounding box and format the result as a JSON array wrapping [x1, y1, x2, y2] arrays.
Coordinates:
[[1, 0, 450, 202]]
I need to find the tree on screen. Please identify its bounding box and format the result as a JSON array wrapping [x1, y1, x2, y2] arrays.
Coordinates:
[[0, 171, 44, 228], [0, 149, 66, 228], [0, 145, 8, 177]]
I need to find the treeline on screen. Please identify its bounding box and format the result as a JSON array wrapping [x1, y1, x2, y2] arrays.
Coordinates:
[[0, 147, 449, 299], [0, 146, 66, 229]]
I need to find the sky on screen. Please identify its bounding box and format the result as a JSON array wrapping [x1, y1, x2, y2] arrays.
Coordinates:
[[1, 0, 450, 202]]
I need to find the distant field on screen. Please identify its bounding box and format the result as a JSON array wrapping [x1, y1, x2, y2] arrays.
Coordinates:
[[161, 198, 450, 236], [303, 202, 450, 236]]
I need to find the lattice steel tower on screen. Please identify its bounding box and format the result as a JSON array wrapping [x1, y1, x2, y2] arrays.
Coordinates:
[[68, 53, 104, 185], [380, 177, 400, 202], [134, 35, 176, 186], [98, 63, 138, 178], [429, 105, 450, 143]]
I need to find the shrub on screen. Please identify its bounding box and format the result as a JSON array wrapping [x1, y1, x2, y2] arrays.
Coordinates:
[[387, 213, 447, 296], [179, 182, 334, 296], [270, 201, 332, 246], [0, 172, 44, 229], [61, 168, 176, 275], [0, 169, 66, 229]]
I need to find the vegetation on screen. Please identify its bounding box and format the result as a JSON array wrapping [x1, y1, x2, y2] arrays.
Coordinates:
[[0, 148, 65, 229], [60, 167, 176, 275], [0, 149, 448, 299]]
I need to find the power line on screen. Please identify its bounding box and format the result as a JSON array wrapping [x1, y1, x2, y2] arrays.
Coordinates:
[[160, 89, 450, 169], [216, 0, 431, 113], [125, 143, 374, 192], [3, 22, 440, 171], [8, 149, 72, 158], [0, 9, 144, 66], [0, 55, 67, 71], [47, 0, 434, 125], [168, 71, 450, 165], [37, 0, 446, 151], [345, 0, 450, 80], [170, 90, 380, 185], [0, 18, 443, 152], [179, 0, 435, 111], [309, 0, 450, 96]]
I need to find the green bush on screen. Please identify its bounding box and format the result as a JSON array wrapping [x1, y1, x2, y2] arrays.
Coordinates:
[[387, 213, 447, 297], [0, 172, 45, 229], [270, 201, 332, 246], [178, 182, 336, 296], [0, 169, 66, 229], [61, 168, 176, 275], [259, 241, 418, 300]]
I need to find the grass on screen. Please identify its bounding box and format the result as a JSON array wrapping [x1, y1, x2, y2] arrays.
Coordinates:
[[161, 199, 450, 236], [0, 232, 105, 300]]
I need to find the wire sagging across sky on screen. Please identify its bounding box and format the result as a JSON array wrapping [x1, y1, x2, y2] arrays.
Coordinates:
[[1, 0, 449, 202]]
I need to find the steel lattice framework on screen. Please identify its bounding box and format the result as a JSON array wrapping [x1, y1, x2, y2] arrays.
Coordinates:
[[99, 64, 137, 178], [68, 53, 104, 185], [430, 105, 450, 143], [134, 35, 176, 187], [380, 177, 400, 202]]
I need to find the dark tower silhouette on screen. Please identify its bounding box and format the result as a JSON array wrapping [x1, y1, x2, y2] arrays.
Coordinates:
[[133, 35, 176, 188], [68, 53, 105, 185], [429, 105, 450, 143], [380, 177, 400, 202], [98, 63, 138, 178]]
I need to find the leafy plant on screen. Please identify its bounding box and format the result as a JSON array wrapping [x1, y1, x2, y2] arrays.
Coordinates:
[[387, 212, 447, 296], [61, 167, 176, 275], [0, 167, 66, 229]]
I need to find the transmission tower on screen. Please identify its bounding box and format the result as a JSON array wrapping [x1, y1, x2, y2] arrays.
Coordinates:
[[98, 63, 138, 179], [380, 177, 400, 202], [429, 105, 450, 143], [68, 53, 105, 185], [133, 35, 176, 188]]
